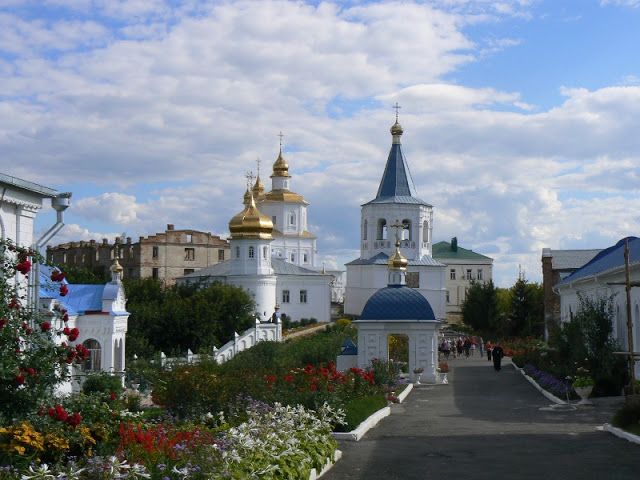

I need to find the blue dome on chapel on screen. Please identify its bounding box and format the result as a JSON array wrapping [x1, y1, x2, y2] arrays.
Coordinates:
[[360, 285, 436, 321]]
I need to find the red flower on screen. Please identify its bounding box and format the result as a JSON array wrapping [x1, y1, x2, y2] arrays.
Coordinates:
[[0, 318, 6, 329], [283, 374, 294, 383], [264, 374, 277, 384], [63, 326, 70, 336], [62, 313, 69, 322], [26, 367, 36, 376], [40, 321, 51, 332], [8, 298, 20, 309], [310, 383, 318, 392], [59, 284, 69, 296], [14, 374, 25, 385], [16, 259, 31, 275], [51, 270, 65, 282], [67, 327, 79, 342], [110, 392, 117, 401], [66, 412, 81, 427]]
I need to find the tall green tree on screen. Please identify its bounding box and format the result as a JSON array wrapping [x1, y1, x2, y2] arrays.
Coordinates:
[[508, 278, 544, 337], [461, 280, 498, 333], [124, 278, 255, 359]]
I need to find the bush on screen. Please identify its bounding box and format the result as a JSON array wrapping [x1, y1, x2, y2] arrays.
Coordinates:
[[82, 373, 124, 396], [612, 398, 640, 429], [335, 395, 387, 432]]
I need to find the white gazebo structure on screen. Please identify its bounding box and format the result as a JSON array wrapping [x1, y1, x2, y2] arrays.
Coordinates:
[[354, 235, 442, 383]]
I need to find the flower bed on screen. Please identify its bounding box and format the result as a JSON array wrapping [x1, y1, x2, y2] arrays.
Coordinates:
[[522, 364, 572, 399]]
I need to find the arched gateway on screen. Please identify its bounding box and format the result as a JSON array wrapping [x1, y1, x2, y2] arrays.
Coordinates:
[[355, 235, 442, 383]]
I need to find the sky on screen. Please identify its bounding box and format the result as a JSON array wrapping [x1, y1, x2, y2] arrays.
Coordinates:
[[1, 0, 640, 287]]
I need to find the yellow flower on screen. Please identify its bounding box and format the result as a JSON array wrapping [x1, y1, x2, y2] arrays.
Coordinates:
[[45, 432, 70, 451]]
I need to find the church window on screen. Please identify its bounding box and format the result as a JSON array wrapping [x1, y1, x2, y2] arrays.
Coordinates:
[[290, 253, 295, 263], [450, 269, 456, 280], [153, 246, 159, 258], [423, 221, 429, 240], [406, 272, 419, 288], [248, 246, 255, 258], [363, 220, 368, 240], [95, 250, 100, 261], [81, 253, 86, 263], [466, 269, 472, 280], [263, 246, 268, 259], [185, 248, 195, 261], [289, 211, 296, 226], [402, 219, 412, 240], [299, 290, 308, 303], [446, 290, 450, 303], [272, 216, 277, 225], [303, 253, 308, 263], [282, 290, 290, 303], [218, 249, 225, 262], [184, 269, 194, 275], [236, 246, 240, 258], [152, 268, 159, 279], [82, 339, 102, 372], [477, 269, 483, 281], [63, 253, 67, 263], [377, 219, 387, 240], [186, 234, 193, 243]]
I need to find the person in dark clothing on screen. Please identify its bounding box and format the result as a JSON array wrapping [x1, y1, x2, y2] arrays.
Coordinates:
[[491, 344, 504, 371]]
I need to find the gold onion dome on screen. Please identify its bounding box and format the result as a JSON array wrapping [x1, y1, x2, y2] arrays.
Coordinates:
[[252, 176, 265, 198], [272, 149, 290, 177], [229, 190, 273, 239], [388, 241, 408, 270], [390, 120, 403, 136], [243, 188, 252, 205], [110, 258, 123, 273]]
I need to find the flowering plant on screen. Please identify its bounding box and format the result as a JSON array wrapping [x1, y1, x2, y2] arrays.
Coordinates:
[[438, 362, 449, 373], [572, 367, 594, 388]]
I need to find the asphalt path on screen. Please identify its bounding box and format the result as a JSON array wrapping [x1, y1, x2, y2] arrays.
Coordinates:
[[324, 354, 639, 480]]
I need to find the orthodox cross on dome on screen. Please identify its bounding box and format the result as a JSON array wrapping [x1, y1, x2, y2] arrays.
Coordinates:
[[393, 102, 401, 122], [278, 131, 284, 150], [256, 157, 261, 177], [245, 171, 255, 189], [390, 219, 405, 243]]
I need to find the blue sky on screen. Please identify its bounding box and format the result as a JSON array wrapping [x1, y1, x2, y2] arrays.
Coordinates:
[[1, 0, 640, 287]]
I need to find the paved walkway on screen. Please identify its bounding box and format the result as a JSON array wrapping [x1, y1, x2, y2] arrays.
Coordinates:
[[325, 354, 639, 480]]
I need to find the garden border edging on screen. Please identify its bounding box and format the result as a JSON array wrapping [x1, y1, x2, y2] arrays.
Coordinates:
[[397, 383, 413, 403], [512, 363, 566, 405], [310, 449, 343, 480], [602, 424, 640, 445], [332, 406, 391, 441]]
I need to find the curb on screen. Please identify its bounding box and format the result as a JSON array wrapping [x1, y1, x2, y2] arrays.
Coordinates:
[[602, 423, 640, 445], [397, 383, 413, 403], [512, 363, 566, 405], [310, 449, 343, 479], [332, 406, 391, 442]]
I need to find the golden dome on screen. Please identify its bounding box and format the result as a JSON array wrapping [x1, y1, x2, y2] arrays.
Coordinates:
[[263, 189, 308, 203], [243, 188, 252, 205], [390, 120, 403, 136], [388, 241, 408, 270], [229, 190, 273, 239], [271, 149, 290, 178], [110, 258, 124, 273], [252, 176, 265, 198]]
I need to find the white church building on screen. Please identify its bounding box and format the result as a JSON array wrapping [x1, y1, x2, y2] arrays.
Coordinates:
[[179, 148, 332, 323], [345, 118, 447, 320]]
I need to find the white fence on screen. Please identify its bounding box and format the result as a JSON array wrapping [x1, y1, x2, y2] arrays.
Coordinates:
[[160, 319, 282, 367]]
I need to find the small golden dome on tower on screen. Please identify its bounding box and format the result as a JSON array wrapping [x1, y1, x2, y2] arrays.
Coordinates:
[[388, 240, 408, 270], [110, 257, 124, 273], [229, 190, 273, 239], [252, 176, 265, 198], [272, 149, 290, 178], [243, 188, 252, 205], [390, 120, 403, 137]]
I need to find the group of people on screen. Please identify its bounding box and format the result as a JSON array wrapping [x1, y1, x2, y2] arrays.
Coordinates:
[[438, 336, 505, 371]]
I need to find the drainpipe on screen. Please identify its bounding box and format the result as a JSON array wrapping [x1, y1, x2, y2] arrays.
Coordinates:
[[31, 193, 72, 311]]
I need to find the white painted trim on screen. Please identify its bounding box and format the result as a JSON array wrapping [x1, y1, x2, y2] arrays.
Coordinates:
[[332, 406, 391, 442], [309, 449, 343, 480], [512, 364, 567, 405], [603, 423, 640, 445], [397, 383, 413, 403]]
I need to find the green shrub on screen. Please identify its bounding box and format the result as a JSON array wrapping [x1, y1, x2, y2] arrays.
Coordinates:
[[612, 399, 640, 429], [336, 395, 387, 431], [82, 373, 124, 396]]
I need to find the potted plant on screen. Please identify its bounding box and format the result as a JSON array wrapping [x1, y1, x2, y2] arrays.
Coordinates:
[[572, 367, 594, 405]]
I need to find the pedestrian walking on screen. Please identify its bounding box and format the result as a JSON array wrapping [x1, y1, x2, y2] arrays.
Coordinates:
[[486, 341, 492, 361], [479, 337, 484, 357], [492, 344, 504, 371]]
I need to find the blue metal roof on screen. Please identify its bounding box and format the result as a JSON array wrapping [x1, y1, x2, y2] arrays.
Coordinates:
[[359, 285, 436, 321], [559, 237, 640, 285], [340, 338, 358, 355], [363, 142, 429, 206], [39, 264, 105, 314]]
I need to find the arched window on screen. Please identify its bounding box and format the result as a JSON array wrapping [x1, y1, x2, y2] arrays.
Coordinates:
[[289, 211, 296, 226], [363, 219, 368, 240], [263, 246, 268, 259], [402, 219, 412, 240], [235, 246, 240, 258], [83, 339, 102, 372], [248, 246, 255, 258], [377, 219, 387, 240], [422, 221, 429, 241]]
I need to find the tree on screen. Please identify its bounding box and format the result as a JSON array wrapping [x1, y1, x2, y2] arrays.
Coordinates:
[[461, 280, 498, 333], [508, 278, 544, 337], [124, 279, 255, 358]]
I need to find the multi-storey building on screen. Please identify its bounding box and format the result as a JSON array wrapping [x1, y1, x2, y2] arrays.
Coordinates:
[[47, 224, 230, 285], [432, 238, 493, 324]]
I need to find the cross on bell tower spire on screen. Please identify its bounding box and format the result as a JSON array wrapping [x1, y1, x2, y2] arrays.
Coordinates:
[[393, 102, 401, 122]]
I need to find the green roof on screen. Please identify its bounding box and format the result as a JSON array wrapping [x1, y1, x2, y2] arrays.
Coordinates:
[[432, 241, 492, 261]]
